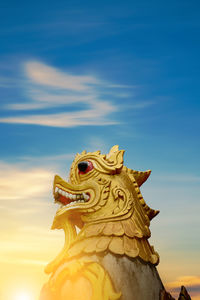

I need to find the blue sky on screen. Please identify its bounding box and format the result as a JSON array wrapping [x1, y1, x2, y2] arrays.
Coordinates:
[[0, 0, 200, 299]]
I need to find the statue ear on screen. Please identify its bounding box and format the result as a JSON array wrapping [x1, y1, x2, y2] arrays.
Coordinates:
[[106, 145, 125, 173]]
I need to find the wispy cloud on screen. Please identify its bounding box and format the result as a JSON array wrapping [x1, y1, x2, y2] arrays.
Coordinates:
[[1, 105, 117, 127], [0, 161, 53, 201], [0, 60, 121, 127], [0, 60, 152, 127], [25, 61, 99, 91]]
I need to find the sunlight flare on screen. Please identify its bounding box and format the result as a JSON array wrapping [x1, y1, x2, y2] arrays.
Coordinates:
[[14, 291, 33, 300]]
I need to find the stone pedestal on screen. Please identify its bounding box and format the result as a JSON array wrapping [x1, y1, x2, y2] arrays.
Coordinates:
[[93, 253, 164, 300]]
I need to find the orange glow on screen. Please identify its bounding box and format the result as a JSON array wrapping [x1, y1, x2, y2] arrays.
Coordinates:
[[166, 276, 200, 289]]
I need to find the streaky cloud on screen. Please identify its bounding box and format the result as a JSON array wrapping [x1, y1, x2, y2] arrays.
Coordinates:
[[25, 61, 99, 91], [0, 60, 154, 127], [1, 60, 120, 127], [0, 161, 54, 201], [0, 110, 118, 127]]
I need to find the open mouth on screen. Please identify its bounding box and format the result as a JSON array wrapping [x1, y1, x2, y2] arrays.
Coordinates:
[[52, 175, 99, 220], [54, 186, 90, 207]]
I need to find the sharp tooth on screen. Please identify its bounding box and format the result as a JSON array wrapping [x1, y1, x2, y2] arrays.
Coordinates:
[[83, 193, 89, 201], [61, 190, 65, 196], [75, 225, 80, 234], [72, 194, 76, 200], [58, 188, 62, 194], [55, 187, 58, 193]]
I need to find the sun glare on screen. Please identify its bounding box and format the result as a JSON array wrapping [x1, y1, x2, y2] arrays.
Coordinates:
[[14, 291, 32, 300]]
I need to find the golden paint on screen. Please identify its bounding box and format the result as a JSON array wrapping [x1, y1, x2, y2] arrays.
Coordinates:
[[40, 145, 160, 300]]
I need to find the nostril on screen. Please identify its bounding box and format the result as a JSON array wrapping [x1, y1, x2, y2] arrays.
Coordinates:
[[78, 161, 88, 172]]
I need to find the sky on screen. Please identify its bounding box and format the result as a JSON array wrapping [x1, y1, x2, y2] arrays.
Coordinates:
[[0, 0, 200, 299]]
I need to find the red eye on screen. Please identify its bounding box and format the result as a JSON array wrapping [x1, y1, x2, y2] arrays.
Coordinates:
[[78, 161, 94, 174]]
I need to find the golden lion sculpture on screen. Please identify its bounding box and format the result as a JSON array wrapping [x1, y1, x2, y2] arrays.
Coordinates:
[[39, 146, 190, 300]]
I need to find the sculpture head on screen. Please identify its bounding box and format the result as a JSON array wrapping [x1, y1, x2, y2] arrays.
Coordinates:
[[52, 145, 159, 230]]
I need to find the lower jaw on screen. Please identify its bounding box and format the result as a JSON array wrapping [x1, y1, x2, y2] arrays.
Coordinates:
[[52, 207, 84, 230]]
